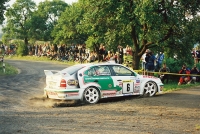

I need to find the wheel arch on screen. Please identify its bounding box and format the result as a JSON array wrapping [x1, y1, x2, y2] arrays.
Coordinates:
[[81, 86, 102, 103], [140, 80, 158, 97]]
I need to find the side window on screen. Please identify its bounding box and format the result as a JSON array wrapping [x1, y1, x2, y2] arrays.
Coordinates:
[[94, 66, 111, 76], [86, 68, 97, 76], [112, 65, 134, 76]]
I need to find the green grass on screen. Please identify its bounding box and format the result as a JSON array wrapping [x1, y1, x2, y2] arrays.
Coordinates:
[[5, 55, 75, 65], [163, 81, 200, 92], [0, 62, 18, 75]]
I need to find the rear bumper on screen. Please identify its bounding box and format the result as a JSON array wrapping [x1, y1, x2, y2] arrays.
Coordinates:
[[44, 88, 84, 100]]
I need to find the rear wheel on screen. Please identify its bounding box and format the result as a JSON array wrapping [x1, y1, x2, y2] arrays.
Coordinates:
[[143, 81, 157, 97], [83, 87, 100, 104]]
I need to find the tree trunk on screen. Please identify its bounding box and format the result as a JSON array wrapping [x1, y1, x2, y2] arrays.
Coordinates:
[[132, 50, 141, 70], [24, 37, 28, 46]]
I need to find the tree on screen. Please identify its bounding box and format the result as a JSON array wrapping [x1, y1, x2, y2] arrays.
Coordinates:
[[0, 0, 9, 24], [2, 0, 36, 46], [52, 2, 87, 44], [78, 0, 200, 69], [30, 0, 68, 42]]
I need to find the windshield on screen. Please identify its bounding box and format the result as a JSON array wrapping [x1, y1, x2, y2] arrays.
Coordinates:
[[61, 64, 86, 75]]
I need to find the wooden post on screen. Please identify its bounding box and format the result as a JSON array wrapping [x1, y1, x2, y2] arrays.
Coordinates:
[[3, 62, 5, 73]]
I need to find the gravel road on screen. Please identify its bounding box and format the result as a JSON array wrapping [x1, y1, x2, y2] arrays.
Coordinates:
[[0, 59, 200, 134]]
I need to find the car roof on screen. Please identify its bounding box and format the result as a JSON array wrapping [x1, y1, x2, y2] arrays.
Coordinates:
[[74, 61, 122, 67]]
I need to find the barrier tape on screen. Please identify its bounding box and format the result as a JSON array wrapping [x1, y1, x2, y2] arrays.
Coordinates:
[[133, 70, 200, 76]]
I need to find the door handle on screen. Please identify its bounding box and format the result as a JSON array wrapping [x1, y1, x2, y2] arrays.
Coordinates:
[[117, 80, 122, 81], [94, 80, 98, 82]]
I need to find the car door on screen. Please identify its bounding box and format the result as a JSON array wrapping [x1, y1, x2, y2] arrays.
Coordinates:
[[83, 65, 114, 90], [110, 65, 137, 95]]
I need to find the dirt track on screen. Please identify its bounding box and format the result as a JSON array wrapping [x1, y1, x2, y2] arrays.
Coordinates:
[[0, 60, 200, 134]]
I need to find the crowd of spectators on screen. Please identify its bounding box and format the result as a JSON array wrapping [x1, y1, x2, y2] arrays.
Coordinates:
[[0, 43, 134, 64], [0, 44, 16, 55], [141, 49, 165, 73], [1, 43, 200, 85]]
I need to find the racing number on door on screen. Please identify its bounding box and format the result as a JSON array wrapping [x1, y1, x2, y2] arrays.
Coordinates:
[[127, 83, 130, 92], [122, 81, 134, 94]]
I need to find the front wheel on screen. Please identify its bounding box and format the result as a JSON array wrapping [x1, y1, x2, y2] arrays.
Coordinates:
[[143, 81, 157, 97], [83, 87, 100, 104]]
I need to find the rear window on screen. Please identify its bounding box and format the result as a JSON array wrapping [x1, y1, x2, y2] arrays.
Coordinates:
[[61, 65, 85, 75]]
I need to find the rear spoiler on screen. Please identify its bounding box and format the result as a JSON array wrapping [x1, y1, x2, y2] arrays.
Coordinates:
[[44, 70, 70, 76]]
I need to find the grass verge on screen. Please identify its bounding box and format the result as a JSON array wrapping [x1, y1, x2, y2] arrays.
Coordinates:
[[0, 62, 18, 75]]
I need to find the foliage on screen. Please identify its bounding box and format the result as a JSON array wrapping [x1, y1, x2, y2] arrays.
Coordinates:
[[30, 0, 68, 41], [165, 57, 194, 73], [2, 0, 200, 69], [76, 0, 200, 69], [2, 0, 36, 46], [0, 0, 9, 24], [52, 2, 87, 44], [16, 42, 28, 56]]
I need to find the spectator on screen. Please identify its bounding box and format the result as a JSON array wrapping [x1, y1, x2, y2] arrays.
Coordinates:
[[98, 44, 104, 62], [102, 45, 107, 61], [117, 45, 124, 64], [104, 51, 111, 61], [87, 51, 95, 63], [35, 44, 38, 56], [159, 63, 170, 84], [178, 64, 191, 85], [191, 48, 197, 64], [126, 45, 133, 56], [190, 65, 200, 83], [156, 51, 164, 71], [196, 49, 200, 63], [141, 49, 149, 71], [145, 51, 156, 74], [114, 52, 119, 63]]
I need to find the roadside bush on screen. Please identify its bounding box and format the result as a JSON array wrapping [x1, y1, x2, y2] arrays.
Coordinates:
[[165, 57, 194, 73], [16, 43, 28, 56]]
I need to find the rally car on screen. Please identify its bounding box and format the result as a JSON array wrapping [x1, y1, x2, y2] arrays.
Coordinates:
[[44, 62, 164, 104]]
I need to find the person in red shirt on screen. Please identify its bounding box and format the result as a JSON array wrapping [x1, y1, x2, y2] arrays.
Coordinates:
[[178, 64, 191, 85]]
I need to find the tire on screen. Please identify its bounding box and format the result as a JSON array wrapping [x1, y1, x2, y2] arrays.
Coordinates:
[[143, 81, 157, 97], [83, 87, 100, 104]]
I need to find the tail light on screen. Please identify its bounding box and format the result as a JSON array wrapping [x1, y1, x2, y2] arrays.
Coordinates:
[[60, 79, 66, 88]]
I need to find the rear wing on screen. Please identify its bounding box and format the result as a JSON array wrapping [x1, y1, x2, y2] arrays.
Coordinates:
[[44, 70, 70, 77]]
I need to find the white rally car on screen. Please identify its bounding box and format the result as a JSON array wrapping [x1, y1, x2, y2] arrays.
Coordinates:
[[44, 62, 164, 104]]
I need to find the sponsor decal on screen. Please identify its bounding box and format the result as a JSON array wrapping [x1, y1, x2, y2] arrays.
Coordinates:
[[85, 77, 110, 80], [108, 84, 112, 88], [123, 94, 132, 96], [47, 91, 57, 96], [143, 75, 158, 79], [119, 82, 123, 87], [135, 83, 140, 86], [102, 90, 116, 97], [67, 79, 78, 86], [67, 92, 79, 96], [136, 80, 140, 83], [122, 80, 132, 83], [134, 86, 140, 93]]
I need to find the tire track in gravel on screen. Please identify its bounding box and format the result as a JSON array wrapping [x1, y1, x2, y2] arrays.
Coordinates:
[[0, 59, 69, 109]]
